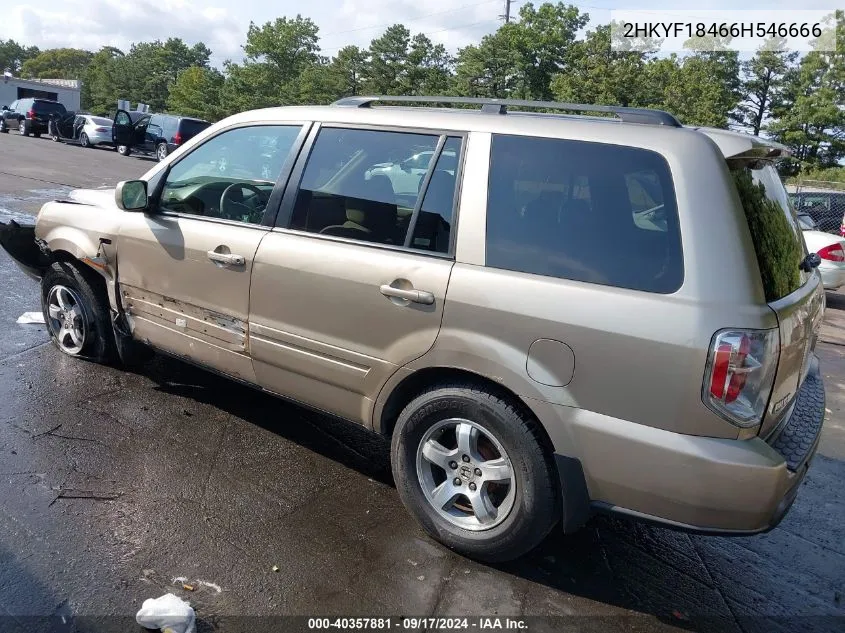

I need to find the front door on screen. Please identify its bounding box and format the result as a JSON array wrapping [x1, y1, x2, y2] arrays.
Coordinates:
[[116, 122, 308, 382], [249, 126, 464, 424]]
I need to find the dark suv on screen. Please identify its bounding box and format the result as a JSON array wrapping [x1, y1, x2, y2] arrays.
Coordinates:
[[112, 110, 211, 161], [0, 98, 67, 137]]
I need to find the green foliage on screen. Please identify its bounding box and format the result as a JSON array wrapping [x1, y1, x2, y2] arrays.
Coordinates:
[[3, 0, 839, 168], [732, 168, 801, 302], [20, 48, 92, 79], [0, 39, 39, 75], [735, 38, 798, 136], [167, 66, 225, 121], [768, 12, 845, 174], [785, 166, 845, 185]]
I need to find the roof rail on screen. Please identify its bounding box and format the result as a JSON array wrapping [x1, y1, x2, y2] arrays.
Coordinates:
[[331, 95, 682, 127]]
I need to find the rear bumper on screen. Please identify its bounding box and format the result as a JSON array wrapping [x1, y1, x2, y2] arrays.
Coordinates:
[[538, 356, 825, 534]]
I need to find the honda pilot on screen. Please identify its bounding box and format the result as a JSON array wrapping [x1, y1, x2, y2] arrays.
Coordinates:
[[0, 96, 826, 561]]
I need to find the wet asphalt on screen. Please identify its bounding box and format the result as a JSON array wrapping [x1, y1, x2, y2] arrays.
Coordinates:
[[0, 133, 843, 633]]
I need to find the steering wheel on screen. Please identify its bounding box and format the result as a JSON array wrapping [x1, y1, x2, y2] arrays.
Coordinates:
[[220, 183, 265, 222]]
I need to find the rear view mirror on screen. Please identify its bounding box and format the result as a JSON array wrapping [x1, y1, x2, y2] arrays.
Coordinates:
[[115, 180, 148, 211]]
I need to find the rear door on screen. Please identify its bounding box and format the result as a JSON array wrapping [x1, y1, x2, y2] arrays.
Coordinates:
[[112, 109, 134, 146], [249, 126, 463, 424], [730, 162, 825, 437]]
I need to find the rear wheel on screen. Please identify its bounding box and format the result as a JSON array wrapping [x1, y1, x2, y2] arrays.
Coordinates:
[[117, 145, 131, 156], [41, 261, 116, 363], [391, 384, 559, 562], [156, 143, 168, 161], [0, 119, 7, 133], [19, 121, 29, 136]]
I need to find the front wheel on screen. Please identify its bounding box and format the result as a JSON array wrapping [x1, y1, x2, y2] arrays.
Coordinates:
[[391, 385, 559, 562], [80, 132, 90, 148], [41, 261, 116, 363]]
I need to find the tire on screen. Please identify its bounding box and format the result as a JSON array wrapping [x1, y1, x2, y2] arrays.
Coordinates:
[[19, 121, 29, 136], [391, 384, 559, 562], [41, 260, 116, 364], [156, 143, 168, 162], [51, 132, 59, 142], [80, 132, 90, 148], [117, 144, 131, 156], [0, 123, 7, 133]]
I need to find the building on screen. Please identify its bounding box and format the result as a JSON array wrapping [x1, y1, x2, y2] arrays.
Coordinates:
[[0, 76, 81, 112]]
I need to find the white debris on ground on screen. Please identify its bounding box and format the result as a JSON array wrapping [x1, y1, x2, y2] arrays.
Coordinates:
[[172, 576, 222, 593], [16, 312, 45, 325], [135, 593, 196, 633]]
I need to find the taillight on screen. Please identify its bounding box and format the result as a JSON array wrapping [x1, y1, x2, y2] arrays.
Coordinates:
[[27, 109, 36, 119], [840, 224, 845, 238], [95, 127, 109, 132], [817, 243, 845, 262], [173, 132, 183, 145], [703, 329, 779, 427]]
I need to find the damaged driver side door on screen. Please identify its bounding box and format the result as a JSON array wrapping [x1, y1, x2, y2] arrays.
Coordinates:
[[115, 123, 309, 383]]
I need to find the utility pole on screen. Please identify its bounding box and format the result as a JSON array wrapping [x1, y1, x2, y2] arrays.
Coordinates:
[[501, 0, 514, 24]]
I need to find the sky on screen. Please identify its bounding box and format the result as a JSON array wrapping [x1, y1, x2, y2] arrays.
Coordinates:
[[0, 0, 839, 67]]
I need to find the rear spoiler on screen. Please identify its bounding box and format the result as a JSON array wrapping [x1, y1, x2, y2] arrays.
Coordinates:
[[692, 127, 791, 162]]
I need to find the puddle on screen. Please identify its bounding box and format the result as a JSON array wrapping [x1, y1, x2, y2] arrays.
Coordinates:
[[0, 207, 36, 225]]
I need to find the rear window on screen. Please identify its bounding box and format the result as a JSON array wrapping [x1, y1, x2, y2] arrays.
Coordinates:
[[485, 135, 683, 293], [33, 101, 66, 114], [731, 164, 808, 302], [90, 117, 112, 126], [179, 119, 210, 138]]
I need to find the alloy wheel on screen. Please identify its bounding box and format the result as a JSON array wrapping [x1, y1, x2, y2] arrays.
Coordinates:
[[46, 285, 88, 355], [415, 417, 516, 531]]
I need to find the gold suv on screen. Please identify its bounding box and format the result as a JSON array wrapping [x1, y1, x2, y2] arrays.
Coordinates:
[[0, 96, 826, 561]]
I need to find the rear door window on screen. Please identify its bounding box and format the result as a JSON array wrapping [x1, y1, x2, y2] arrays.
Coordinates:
[[485, 135, 683, 293], [288, 128, 462, 253], [731, 164, 808, 302]]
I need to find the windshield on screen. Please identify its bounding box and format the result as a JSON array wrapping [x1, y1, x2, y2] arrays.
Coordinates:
[[731, 163, 808, 302]]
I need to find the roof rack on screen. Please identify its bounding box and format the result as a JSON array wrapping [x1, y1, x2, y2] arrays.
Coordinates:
[[331, 95, 682, 127]]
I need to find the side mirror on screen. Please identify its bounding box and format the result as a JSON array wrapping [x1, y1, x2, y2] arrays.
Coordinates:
[[115, 180, 148, 212]]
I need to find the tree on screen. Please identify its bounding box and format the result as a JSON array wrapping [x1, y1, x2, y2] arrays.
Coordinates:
[[81, 46, 125, 115], [222, 15, 322, 112], [735, 37, 798, 135], [0, 39, 39, 75], [551, 24, 652, 107], [331, 46, 368, 97], [452, 2, 587, 101], [365, 24, 411, 94], [20, 48, 93, 80], [167, 66, 225, 121], [406, 34, 452, 95], [768, 14, 845, 173], [122, 39, 212, 111]]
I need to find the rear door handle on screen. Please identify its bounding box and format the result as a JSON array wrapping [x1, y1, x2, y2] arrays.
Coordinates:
[[379, 284, 435, 305], [207, 251, 245, 266]]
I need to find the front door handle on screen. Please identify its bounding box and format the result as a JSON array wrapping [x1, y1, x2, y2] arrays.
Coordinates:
[[207, 250, 245, 266], [379, 284, 435, 305]]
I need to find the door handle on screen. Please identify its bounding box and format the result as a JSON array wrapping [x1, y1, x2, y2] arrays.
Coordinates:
[[379, 284, 435, 305], [207, 250, 245, 266]]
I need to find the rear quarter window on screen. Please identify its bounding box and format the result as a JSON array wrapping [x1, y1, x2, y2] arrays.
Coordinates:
[[180, 119, 211, 138], [485, 135, 683, 293], [731, 165, 807, 302], [33, 101, 66, 115]]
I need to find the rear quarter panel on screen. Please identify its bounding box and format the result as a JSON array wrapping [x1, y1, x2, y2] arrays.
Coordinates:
[[387, 127, 781, 452]]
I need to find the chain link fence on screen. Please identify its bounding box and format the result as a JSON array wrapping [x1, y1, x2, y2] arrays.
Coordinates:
[[786, 180, 845, 235]]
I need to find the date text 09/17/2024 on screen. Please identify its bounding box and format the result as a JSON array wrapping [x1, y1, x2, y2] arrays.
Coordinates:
[[307, 617, 529, 630]]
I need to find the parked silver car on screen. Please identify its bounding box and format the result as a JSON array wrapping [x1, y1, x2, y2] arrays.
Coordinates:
[[0, 96, 827, 562]]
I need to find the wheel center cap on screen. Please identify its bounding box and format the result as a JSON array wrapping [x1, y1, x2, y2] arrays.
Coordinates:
[[459, 464, 475, 482]]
